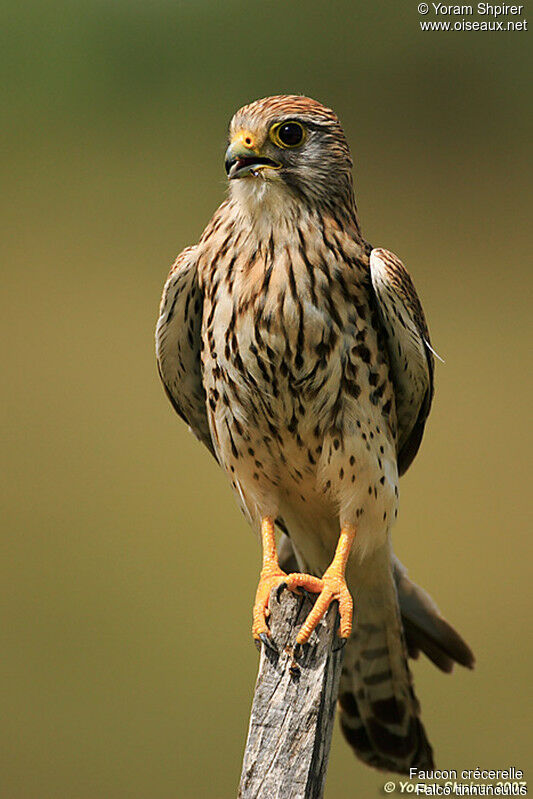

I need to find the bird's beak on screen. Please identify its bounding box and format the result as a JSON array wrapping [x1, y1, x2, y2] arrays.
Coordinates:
[[224, 135, 282, 180]]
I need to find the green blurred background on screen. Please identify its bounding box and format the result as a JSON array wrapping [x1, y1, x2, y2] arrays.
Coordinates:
[[1, 1, 531, 797]]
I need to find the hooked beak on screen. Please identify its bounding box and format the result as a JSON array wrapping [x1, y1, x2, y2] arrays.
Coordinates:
[[224, 139, 281, 180]]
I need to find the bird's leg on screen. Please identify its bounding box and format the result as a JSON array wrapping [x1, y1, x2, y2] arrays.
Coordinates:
[[286, 525, 356, 646], [252, 517, 355, 646], [252, 516, 322, 643], [252, 516, 287, 641]]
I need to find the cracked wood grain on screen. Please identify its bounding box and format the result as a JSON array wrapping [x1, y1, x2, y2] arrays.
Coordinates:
[[238, 587, 345, 799]]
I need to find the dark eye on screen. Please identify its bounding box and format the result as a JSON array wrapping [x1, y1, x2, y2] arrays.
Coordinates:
[[270, 121, 305, 148]]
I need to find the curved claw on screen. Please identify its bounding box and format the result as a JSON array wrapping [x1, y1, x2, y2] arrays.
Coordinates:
[[293, 641, 309, 661], [275, 581, 287, 603], [259, 632, 278, 653], [332, 635, 349, 653]]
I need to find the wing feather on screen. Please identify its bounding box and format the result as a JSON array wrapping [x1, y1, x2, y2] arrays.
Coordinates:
[[155, 247, 216, 459], [369, 248, 434, 475]]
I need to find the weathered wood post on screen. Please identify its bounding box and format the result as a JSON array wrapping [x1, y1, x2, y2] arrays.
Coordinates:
[[238, 587, 345, 799]]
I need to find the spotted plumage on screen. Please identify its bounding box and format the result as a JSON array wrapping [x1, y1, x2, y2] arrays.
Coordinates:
[[156, 95, 474, 774]]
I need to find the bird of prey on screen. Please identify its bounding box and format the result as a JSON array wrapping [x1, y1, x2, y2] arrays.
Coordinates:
[[156, 95, 474, 774]]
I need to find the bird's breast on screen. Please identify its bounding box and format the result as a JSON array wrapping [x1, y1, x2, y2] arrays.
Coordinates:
[[201, 252, 380, 444]]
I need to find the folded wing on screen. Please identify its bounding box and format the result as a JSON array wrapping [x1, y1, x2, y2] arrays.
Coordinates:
[[369, 248, 435, 476], [156, 247, 215, 458]]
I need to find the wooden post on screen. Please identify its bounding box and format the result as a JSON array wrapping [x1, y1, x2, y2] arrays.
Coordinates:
[[238, 587, 345, 799]]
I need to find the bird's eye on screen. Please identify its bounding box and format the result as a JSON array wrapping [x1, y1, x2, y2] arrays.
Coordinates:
[[269, 121, 305, 149]]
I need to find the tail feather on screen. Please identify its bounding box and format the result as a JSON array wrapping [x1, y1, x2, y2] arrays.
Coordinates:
[[393, 555, 475, 672], [338, 546, 434, 773]]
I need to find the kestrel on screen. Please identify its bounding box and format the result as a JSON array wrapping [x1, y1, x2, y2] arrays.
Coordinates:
[[156, 95, 474, 774]]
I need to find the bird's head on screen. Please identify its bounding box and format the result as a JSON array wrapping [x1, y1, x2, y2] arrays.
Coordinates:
[[225, 95, 355, 217]]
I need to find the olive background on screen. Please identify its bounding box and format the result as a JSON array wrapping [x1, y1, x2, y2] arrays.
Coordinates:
[[1, 2, 531, 797]]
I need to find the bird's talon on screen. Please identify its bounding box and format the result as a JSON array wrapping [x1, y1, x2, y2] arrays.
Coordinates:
[[252, 568, 287, 642], [292, 571, 353, 646], [259, 632, 278, 653], [332, 635, 348, 652], [293, 642, 305, 660], [276, 582, 287, 602]]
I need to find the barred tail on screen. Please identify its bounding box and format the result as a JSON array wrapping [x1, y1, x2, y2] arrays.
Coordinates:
[[339, 546, 434, 773]]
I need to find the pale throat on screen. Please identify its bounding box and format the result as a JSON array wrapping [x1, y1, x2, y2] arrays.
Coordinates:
[[229, 178, 309, 240]]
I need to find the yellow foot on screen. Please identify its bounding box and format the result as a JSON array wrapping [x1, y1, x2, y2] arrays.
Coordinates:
[[252, 569, 324, 644], [286, 569, 354, 646], [252, 568, 288, 642], [252, 568, 353, 647]]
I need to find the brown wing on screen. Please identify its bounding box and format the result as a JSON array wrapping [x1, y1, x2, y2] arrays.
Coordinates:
[[369, 248, 435, 476], [156, 246, 216, 459]]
